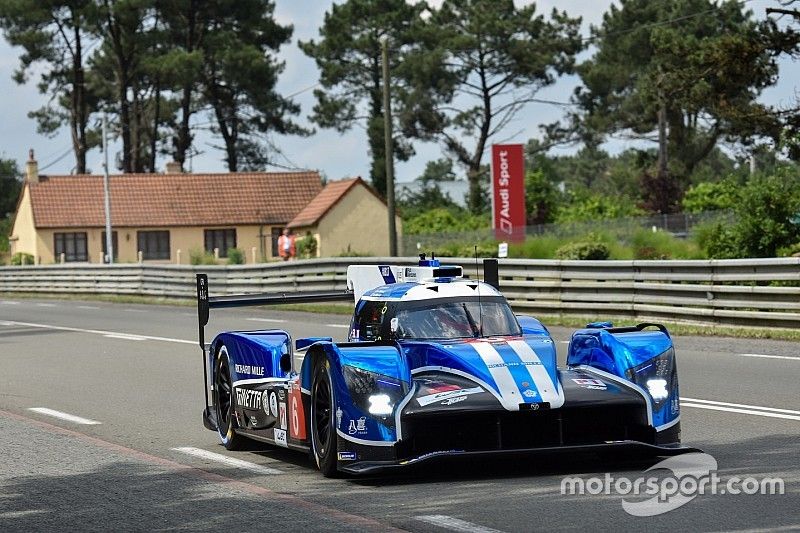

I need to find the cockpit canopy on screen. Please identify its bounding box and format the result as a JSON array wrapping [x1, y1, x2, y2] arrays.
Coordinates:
[[350, 295, 521, 342]]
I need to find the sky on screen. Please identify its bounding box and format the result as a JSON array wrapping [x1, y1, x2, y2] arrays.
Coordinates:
[[0, 0, 796, 183]]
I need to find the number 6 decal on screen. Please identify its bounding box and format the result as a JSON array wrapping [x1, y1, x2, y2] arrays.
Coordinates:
[[289, 380, 306, 440]]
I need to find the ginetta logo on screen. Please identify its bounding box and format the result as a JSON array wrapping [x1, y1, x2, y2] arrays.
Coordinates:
[[236, 388, 261, 410]]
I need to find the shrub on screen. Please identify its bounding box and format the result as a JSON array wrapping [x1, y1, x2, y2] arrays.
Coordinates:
[[404, 207, 489, 234], [226, 248, 245, 265], [555, 190, 644, 223], [554, 241, 610, 260], [681, 180, 738, 213], [189, 248, 217, 265], [296, 233, 318, 259], [630, 228, 705, 260], [10, 252, 34, 265]]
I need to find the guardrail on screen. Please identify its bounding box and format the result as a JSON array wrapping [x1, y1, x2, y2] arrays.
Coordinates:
[[1, 257, 799, 329]]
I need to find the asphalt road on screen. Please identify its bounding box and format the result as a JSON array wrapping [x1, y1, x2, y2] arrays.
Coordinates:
[[1, 297, 798, 532]]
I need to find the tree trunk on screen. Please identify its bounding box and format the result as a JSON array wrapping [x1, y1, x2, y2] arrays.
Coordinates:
[[368, 51, 386, 196], [71, 17, 87, 174], [150, 80, 161, 172]]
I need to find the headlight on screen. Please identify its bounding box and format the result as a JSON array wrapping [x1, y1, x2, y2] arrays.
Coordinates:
[[343, 365, 406, 421], [625, 348, 677, 409]]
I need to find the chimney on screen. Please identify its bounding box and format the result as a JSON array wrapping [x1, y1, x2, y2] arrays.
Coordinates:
[[25, 149, 38, 183], [165, 161, 183, 174]]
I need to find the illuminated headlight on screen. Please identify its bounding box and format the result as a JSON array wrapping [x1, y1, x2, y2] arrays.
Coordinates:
[[646, 379, 669, 401], [625, 348, 677, 409], [368, 394, 393, 415], [343, 365, 406, 421]]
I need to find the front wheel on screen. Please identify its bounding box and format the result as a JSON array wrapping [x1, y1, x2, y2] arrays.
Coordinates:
[[310, 358, 339, 477], [214, 345, 245, 451]]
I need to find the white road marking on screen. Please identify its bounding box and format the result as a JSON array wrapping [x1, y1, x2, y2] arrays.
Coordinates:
[[172, 447, 283, 475], [0, 510, 47, 518], [77, 305, 101, 310], [28, 407, 101, 425], [0, 320, 12, 326], [1, 320, 194, 345], [246, 317, 287, 323], [104, 333, 147, 341], [415, 515, 505, 533], [738, 353, 800, 361], [681, 397, 800, 415], [325, 324, 349, 329], [0, 300, 19, 305], [123, 309, 145, 313], [35, 303, 56, 307]]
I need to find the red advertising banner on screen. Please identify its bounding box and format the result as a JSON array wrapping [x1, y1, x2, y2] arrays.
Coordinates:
[[491, 144, 526, 242]]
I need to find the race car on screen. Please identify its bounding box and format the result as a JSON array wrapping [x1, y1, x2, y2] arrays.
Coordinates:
[[195, 256, 697, 477]]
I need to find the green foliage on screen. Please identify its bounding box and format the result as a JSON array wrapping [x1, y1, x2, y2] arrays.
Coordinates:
[[695, 172, 800, 258], [0, 159, 21, 218], [525, 169, 561, 225], [189, 248, 217, 265], [398, 185, 462, 220], [434, 241, 497, 258], [10, 252, 34, 265], [404, 207, 489, 234], [226, 248, 245, 265], [554, 241, 610, 260], [418, 158, 457, 183], [507, 235, 565, 259], [555, 190, 645, 223], [0, 216, 12, 253], [630, 229, 705, 260], [682, 180, 738, 213], [570, 0, 793, 208], [296, 234, 318, 259]]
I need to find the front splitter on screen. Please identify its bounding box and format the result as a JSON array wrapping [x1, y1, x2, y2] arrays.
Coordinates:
[[339, 441, 702, 475]]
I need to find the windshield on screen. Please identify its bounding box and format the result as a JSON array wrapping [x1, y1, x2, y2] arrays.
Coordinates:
[[351, 296, 521, 341]]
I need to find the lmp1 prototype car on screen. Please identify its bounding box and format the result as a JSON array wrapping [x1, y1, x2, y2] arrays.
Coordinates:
[[195, 257, 696, 476]]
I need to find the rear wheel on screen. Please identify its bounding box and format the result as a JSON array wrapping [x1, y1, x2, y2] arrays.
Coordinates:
[[310, 358, 339, 477], [214, 345, 245, 450]]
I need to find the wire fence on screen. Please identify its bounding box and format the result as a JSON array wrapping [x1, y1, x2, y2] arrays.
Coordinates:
[[401, 210, 733, 256]]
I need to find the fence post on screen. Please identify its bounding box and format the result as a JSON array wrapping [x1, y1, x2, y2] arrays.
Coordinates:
[[176, 249, 182, 265]]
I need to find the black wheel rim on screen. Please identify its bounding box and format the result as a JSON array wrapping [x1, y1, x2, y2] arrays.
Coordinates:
[[216, 356, 232, 430], [313, 373, 332, 457]]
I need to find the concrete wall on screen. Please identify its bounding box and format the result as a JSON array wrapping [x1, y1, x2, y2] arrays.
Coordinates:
[[24, 224, 285, 264], [315, 184, 402, 257]]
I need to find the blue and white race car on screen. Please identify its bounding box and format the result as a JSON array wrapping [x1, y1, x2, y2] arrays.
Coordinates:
[[196, 257, 696, 476]]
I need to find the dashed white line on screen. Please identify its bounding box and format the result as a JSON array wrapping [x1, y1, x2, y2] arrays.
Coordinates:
[[246, 318, 287, 323], [325, 324, 349, 329], [738, 353, 800, 361], [35, 303, 56, 307], [28, 407, 101, 425], [77, 305, 101, 310], [0, 300, 19, 305], [1, 320, 194, 345], [172, 447, 284, 475], [123, 309, 146, 313], [415, 515, 505, 533], [681, 397, 800, 421]]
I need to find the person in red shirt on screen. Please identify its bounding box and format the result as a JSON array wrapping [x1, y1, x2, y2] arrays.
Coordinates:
[[278, 228, 296, 261]]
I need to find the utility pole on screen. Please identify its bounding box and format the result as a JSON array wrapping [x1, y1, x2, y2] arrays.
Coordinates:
[[102, 113, 114, 264], [380, 34, 398, 257]]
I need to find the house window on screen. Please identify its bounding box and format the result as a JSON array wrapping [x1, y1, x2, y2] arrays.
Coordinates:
[[54, 232, 88, 262], [101, 231, 118, 262], [271, 227, 283, 257], [204, 229, 237, 258], [137, 231, 170, 260]]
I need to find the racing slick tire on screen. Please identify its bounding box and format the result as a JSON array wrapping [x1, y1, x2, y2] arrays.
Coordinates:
[[310, 358, 340, 477], [214, 345, 246, 451]]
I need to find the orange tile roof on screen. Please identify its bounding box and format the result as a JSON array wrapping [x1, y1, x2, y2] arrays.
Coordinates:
[[287, 177, 374, 228], [28, 171, 322, 228]]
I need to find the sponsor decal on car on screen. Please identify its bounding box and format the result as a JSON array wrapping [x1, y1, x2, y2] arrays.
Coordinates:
[[289, 381, 306, 440], [338, 451, 357, 461], [236, 388, 262, 410], [417, 386, 483, 407], [572, 378, 607, 390], [336, 407, 343, 429], [234, 364, 264, 376], [266, 391, 278, 416], [523, 388, 538, 398], [348, 416, 367, 435], [441, 395, 467, 406], [279, 403, 287, 430], [274, 428, 288, 447]]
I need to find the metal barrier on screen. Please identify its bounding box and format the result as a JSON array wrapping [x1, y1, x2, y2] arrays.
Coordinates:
[[1, 257, 798, 328]]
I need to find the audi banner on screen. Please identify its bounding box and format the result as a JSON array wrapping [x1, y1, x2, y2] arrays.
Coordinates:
[[491, 144, 526, 242]]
